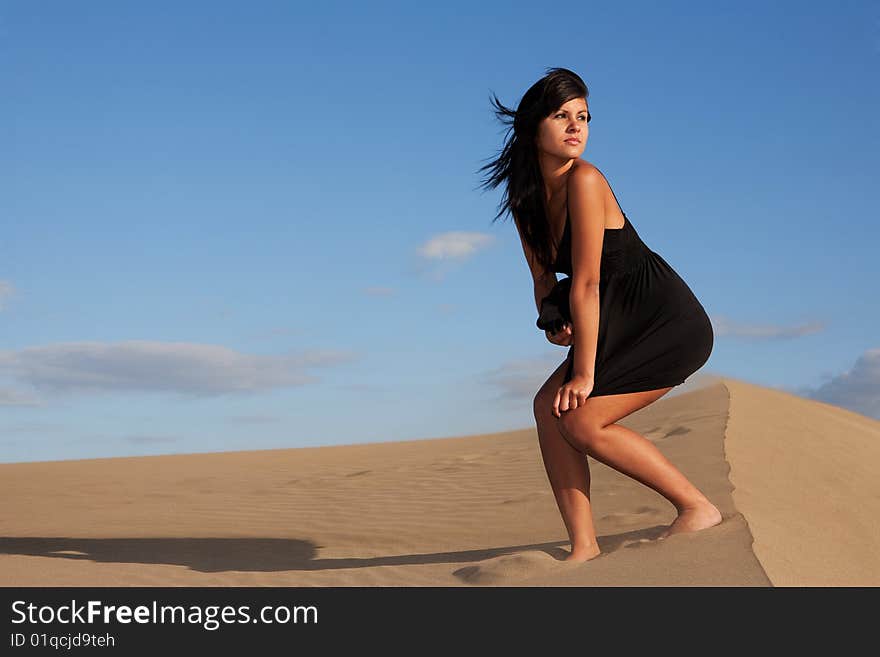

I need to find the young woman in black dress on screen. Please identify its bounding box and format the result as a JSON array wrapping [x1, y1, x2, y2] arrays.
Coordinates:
[[478, 68, 722, 562]]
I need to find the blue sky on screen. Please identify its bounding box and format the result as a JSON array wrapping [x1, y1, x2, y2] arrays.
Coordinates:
[[2, 1, 878, 463]]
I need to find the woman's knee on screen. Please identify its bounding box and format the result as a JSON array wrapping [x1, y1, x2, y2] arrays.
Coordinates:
[[558, 411, 603, 453]]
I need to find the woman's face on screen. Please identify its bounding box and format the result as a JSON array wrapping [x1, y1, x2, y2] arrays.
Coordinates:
[[535, 97, 589, 159]]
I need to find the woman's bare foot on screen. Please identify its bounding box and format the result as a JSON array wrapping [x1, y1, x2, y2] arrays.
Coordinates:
[[659, 501, 722, 539], [564, 543, 601, 562]]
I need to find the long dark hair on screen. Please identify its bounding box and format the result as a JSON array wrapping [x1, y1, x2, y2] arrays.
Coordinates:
[[476, 67, 590, 273]]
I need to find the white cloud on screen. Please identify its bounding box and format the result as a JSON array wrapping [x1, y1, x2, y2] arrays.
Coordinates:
[[805, 347, 880, 419], [417, 231, 494, 261], [0, 340, 358, 399], [710, 315, 826, 340]]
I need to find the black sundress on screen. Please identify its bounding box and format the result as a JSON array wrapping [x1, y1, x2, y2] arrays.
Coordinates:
[[552, 177, 713, 395]]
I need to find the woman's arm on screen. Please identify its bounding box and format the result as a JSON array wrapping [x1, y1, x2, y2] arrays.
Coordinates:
[[514, 215, 560, 314], [533, 272, 559, 315], [570, 285, 599, 377], [567, 165, 607, 380]]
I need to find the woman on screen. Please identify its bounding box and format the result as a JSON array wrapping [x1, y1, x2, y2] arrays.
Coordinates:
[[478, 68, 722, 562]]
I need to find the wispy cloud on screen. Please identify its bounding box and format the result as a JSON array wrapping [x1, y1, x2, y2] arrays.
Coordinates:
[[482, 352, 567, 403], [413, 231, 495, 281], [803, 347, 880, 419], [0, 340, 358, 399], [0, 386, 43, 407], [417, 231, 494, 261], [710, 315, 827, 340]]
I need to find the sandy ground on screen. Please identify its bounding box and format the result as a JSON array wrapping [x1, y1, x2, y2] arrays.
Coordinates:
[[1, 378, 876, 586]]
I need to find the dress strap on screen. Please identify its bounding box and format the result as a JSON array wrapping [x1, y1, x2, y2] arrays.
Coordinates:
[[597, 168, 626, 216]]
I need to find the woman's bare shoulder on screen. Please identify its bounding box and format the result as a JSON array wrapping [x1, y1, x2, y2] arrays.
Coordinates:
[[567, 159, 604, 190]]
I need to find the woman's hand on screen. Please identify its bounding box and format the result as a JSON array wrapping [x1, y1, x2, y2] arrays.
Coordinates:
[[545, 323, 574, 346], [553, 374, 594, 418]]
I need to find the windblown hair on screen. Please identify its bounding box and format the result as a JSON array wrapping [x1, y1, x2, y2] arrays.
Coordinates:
[[476, 67, 590, 273]]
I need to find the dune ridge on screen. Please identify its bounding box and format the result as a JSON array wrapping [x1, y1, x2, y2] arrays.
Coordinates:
[[1, 378, 875, 586], [722, 376, 880, 586]]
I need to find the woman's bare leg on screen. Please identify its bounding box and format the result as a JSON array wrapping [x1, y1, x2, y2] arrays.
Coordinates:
[[534, 358, 601, 562], [556, 387, 722, 539]]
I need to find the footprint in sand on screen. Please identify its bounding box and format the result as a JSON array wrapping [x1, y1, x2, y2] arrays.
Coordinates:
[[600, 505, 663, 525], [644, 425, 690, 441], [453, 549, 587, 585]]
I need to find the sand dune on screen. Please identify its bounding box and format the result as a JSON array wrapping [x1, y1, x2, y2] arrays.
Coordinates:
[[723, 377, 880, 586], [0, 378, 876, 586]]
